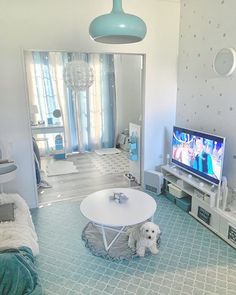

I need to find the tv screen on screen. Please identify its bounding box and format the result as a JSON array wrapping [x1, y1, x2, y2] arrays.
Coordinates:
[[172, 126, 225, 185]]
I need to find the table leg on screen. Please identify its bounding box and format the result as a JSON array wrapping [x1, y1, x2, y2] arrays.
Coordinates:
[[107, 226, 125, 251], [101, 225, 108, 250], [101, 225, 126, 251]]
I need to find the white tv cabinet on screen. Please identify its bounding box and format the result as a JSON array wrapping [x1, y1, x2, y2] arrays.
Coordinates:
[[161, 165, 236, 249]]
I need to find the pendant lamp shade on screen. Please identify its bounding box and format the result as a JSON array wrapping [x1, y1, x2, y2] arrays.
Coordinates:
[[89, 0, 147, 44]]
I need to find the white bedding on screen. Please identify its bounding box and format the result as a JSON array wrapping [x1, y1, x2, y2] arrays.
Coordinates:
[[0, 193, 39, 256]]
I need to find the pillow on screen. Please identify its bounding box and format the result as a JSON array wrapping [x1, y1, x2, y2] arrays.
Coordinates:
[[0, 203, 15, 222]]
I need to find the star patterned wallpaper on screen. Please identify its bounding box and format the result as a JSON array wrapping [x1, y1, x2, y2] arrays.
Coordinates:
[[176, 0, 236, 188]]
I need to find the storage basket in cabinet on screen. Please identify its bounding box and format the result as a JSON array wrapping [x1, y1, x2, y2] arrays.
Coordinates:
[[165, 192, 176, 203], [168, 183, 187, 198], [176, 197, 191, 212]]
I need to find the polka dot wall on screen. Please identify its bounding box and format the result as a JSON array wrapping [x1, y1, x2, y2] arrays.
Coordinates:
[[176, 0, 236, 187]]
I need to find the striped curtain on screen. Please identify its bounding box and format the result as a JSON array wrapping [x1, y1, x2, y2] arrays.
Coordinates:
[[26, 51, 116, 153]]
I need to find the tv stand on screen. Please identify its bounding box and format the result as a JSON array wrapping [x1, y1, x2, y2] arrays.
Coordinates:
[[161, 165, 236, 249], [161, 165, 217, 207]]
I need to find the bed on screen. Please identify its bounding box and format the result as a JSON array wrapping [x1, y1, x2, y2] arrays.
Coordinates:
[[0, 194, 42, 295]]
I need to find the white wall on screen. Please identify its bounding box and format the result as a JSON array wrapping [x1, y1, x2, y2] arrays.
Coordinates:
[[177, 0, 236, 188], [0, 0, 180, 207], [114, 55, 142, 134]]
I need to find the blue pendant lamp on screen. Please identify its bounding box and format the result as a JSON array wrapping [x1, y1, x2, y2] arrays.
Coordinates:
[[89, 0, 147, 44]]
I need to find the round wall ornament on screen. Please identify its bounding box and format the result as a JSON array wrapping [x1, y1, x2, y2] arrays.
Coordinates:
[[213, 47, 236, 76]]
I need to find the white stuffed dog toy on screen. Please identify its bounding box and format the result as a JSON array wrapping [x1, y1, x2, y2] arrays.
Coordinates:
[[127, 222, 161, 257]]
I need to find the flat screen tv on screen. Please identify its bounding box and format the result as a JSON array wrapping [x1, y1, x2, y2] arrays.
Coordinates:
[[172, 126, 225, 185]]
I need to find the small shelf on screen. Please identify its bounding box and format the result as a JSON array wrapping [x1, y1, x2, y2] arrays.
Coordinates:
[[0, 164, 17, 184], [0, 164, 17, 194]]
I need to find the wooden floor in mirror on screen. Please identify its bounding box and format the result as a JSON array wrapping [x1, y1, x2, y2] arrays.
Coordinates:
[[38, 150, 140, 205]]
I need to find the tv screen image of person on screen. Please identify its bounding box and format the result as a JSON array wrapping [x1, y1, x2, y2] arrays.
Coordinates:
[[172, 126, 225, 185]]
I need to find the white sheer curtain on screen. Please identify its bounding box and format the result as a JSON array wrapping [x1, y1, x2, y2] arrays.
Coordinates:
[[73, 54, 102, 151], [25, 51, 116, 153]]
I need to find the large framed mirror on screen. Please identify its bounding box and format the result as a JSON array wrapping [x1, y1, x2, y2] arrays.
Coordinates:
[[24, 51, 144, 204]]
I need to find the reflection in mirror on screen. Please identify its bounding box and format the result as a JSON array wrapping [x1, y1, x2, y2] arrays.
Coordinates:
[[52, 109, 62, 118], [25, 51, 143, 204]]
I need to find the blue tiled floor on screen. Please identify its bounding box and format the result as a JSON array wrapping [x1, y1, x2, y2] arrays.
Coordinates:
[[31, 194, 236, 295]]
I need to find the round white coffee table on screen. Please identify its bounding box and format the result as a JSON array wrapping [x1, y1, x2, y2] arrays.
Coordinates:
[[80, 188, 157, 251]]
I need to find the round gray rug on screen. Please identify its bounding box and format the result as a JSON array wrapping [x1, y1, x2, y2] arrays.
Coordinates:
[[81, 222, 161, 261]]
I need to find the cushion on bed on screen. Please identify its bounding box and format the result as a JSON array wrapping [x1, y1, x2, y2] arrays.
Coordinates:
[[0, 246, 43, 295], [0, 203, 15, 222]]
